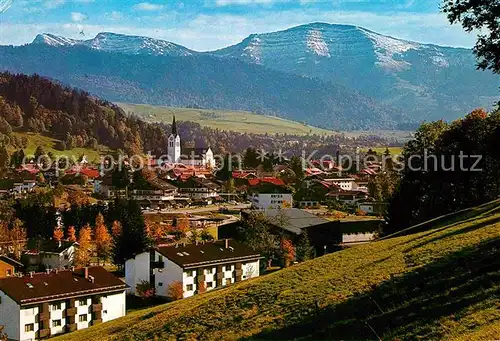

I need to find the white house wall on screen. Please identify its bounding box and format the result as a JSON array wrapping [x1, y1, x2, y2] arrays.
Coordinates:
[[0, 290, 20, 341], [49, 301, 66, 336], [102, 291, 126, 323], [125, 252, 150, 295], [19, 305, 39, 341], [182, 269, 197, 298], [76, 297, 91, 330], [152, 251, 183, 297]]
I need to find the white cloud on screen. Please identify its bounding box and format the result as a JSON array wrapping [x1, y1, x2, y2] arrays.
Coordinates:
[[215, 0, 273, 6], [71, 12, 88, 22], [44, 0, 65, 9], [108, 11, 123, 21], [132, 2, 165, 11]]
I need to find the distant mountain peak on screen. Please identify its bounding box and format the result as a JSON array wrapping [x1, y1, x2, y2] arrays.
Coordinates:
[[31, 32, 195, 57]]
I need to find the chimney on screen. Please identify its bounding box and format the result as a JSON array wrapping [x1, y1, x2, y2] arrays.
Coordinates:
[[88, 275, 95, 283], [71, 266, 75, 272], [54, 269, 58, 274], [225, 239, 229, 249], [46, 269, 50, 274], [84, 267, 89, 279], [30, 271, 34, 278], [58, 240, 62, 248]]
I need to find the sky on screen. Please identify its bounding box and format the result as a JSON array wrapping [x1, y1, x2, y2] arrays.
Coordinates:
[[0, 0, 477, 51]]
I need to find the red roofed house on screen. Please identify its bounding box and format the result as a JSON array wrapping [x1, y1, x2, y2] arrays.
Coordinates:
[[247, 178, 292, 209]]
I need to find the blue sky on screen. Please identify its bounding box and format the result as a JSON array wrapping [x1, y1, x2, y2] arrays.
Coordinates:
[[0, 0, 477, 51]]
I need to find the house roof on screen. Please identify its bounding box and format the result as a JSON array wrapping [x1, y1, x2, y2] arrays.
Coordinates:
[[248, 177, 285, 187], [0, 266, 126, 305], [155, 240, 261, 269], [26, 241, 78, 255], [0, 255, 23, 268], [243, 208, 330, 235]]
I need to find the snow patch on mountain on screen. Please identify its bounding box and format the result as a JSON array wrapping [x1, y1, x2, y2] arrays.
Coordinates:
[[306, 30, 330, 57], [31, 32, 195, 57], [33, 34, 79, 47], [359, 28, 420, 70], [242, 36, 262, 64]]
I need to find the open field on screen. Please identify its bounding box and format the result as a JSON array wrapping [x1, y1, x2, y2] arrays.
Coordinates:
[[9, 132, 110, 163], [54, 200, 500, 341], [118, 103, 338, 135]]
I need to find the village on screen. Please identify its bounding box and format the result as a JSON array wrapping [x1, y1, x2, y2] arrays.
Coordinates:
[[0, 116, 391, 340]]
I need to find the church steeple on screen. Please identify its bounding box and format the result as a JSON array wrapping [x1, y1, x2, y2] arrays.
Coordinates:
[[172, 115, 177, 136]]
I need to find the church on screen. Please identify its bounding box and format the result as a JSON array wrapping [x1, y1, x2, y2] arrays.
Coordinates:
[[166, 116, 216, 168]]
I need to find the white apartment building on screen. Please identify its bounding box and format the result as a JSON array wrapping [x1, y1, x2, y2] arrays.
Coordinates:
[[126, 239, 261, 299], [0, 267, 126, 341], [249, 193, 294, 210], [323, 178, 356, 191]]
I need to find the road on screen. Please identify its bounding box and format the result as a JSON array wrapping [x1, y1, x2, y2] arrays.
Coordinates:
[[142, 204, 251, 215]]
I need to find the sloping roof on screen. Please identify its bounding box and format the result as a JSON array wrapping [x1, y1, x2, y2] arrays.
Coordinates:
[[0, 266, 126, 305], [0, 255, 23, 268], [243, 208, 330, 235], [26, 241, 78, 255], [156, 240, 261, 269], [248, 177, 285, 186]]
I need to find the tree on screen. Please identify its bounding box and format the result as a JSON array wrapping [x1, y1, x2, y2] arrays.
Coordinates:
[[136, 280, 155, 298], [0, 325, 8, 341], [67, 226, 77, 242], [442, 0, 500, 73], [289, 155, 305, 184], [0, 146, 9, 169], [34, 145, 47, 162], [243, 147, 260, 168], [167, 281, 184, 300], [280, 238, 295, 268], [111, 220, 122, 238], [53, 227, 64, 243], [94, 214, 112, 265], [9, 219, 26, 260], [75, 224, 92, 267], [242, 212, 278, 268], [296, 230, 314, 262]]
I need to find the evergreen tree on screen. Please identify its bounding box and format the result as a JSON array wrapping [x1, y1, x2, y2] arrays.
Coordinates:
[[296, 230, 314, 262]]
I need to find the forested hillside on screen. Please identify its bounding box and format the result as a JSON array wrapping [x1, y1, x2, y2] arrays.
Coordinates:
[[0, 44, 411, 130], [0, 73, 393, 158]]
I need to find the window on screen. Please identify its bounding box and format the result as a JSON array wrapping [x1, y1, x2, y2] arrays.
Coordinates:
[[51, 303, 61, 311], [24, 323, 34, 332], [158, 282, 163, 287], [52, 320, 62, 327], [79, 314, 88, 322], [206, 268, 213, 274], [79, 299, 87, 306], [6, 269, 12, 276], [186, 270, 193, 277], [186, 284, 193, 291], [207, 282, 213, 288]]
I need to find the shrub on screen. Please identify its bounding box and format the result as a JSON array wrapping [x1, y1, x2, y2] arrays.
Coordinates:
[[167, 281, 183, 300], [136, 280, 155, 298]]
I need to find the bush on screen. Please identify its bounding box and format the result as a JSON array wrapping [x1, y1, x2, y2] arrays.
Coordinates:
[[136, 280, 155, 298], [167, 281, 184, 300]]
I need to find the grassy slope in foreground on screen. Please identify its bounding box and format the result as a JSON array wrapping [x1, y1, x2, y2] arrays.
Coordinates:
[[118, 103, 336, 135], [54, 201, 500, 341]]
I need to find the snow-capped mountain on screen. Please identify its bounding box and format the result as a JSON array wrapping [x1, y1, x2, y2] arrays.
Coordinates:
[[32, 32, 196, 57], [212, 23, 498, 121], [23, 24, 499, 123]]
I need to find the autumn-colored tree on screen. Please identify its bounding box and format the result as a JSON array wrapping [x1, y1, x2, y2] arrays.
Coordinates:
[[136, 280, 155, 298], [53, 227, 64, 242], [0, 325, 7, 341], [111, 220, 122, 238], [145, 222, 166, 243], [167, 281, 184, 300], [94, 214, 112, 265], [174, 216, 190, 237], [75, 224, 92, 267], [9, 219, 26, 260], [197, 282, 207, 294], [67, 189, 89, 207], [280, 238, 295, 268], [67, 226, 77, 242]]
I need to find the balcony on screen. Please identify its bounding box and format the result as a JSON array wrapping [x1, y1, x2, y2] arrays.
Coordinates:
[[65, 323, 77, 332], [65, 307, 77, 316], [92, 303, 102, 312], [38, 329, 50, 338], [151, 261, 164, 269], [38, 312, 50, 321]]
